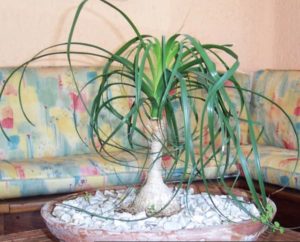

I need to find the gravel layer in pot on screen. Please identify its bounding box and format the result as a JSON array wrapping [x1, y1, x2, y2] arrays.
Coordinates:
[[41, 185, 275, 241]]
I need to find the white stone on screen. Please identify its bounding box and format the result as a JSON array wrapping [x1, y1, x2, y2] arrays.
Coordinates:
[[114, 220, 130, 231], [95, 190, 106, 200], [231, 217, 243, 223], [104, 190, 116, 197], [185, 222, 196, 229], [163, 221, 183, 230], [52, 188, 261, 232], [188, 188, 194, 195], [248, 204, 260, 217], [134, 211, 147, 219], [115, 212, 133, 219], [191, 215, 205, 224], [52, 206, 65, 217], [205, 210, 219, 219], [60, 213, 72, 223], [199, 203, 210, 213]]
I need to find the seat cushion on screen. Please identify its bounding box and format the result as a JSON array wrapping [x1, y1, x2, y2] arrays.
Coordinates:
[[251, 70, 300, 149], [0, 149, 238, 199], [240, 145, 300, 190]]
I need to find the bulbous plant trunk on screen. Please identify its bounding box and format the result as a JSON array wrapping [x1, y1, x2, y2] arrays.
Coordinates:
[[130, 120, 181, 217]]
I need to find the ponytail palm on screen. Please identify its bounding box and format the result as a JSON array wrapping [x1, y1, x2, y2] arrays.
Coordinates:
[[1, 0, 285, 226], [68, 0, 254, 216], [67, 0, 278, 220], [87, 29, 244, 216]]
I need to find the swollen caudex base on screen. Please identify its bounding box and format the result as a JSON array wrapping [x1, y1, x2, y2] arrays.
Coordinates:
[[130, 174, 181, 217], [130, 120, 181, 217]]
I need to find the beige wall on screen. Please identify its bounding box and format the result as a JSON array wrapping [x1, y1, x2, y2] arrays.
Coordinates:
[[0, 0, 299, 72]]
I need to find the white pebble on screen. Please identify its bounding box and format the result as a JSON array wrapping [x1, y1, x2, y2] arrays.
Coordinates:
[[60, 213, 72, 223], [191, 215, 205, 224], [52, 188, 260, 232], [163, 221, 183, 230]]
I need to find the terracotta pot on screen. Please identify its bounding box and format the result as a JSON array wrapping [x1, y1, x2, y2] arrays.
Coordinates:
[[41, 184, 276, 241]]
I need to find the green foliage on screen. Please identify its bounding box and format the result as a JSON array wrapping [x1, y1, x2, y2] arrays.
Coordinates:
[[146, 204, 157, 217], [259, 204, 273, 224], [83, 192, 91, 204], [1, 0, 298, 231], [258, 203, 284, 233], [273, 221, 285, 234]]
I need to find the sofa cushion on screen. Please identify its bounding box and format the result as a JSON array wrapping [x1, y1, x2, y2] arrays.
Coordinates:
[[251, 70, 300, 150], [0, 67, 142, 161], [241, 145, 300, 190], [0, 149, 238, 199], [0, 66, 248, 199], [0, 67, 251, 161], [225, 72, 252, 145], [0, 67, 97, 161]]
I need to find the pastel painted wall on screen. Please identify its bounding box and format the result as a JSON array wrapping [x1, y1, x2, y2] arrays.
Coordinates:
[[0, 0, 299, 72]]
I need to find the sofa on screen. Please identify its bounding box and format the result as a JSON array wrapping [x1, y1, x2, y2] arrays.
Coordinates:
[[0, 67, 299, 200]]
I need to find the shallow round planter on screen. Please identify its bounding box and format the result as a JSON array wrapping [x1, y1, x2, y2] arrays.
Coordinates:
[[41, 185, 276, 241]]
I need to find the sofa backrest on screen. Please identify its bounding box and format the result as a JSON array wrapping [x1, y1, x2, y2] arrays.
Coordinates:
[[0, 66, 252, 161], [251, 70, 300, 150], [224, 72, 252, 145], [0, 67, 139, 161]]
